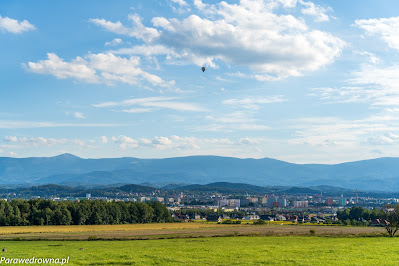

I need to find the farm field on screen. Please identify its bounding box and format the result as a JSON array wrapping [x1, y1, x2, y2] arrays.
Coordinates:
[[1, 236, 399, 265], [0, 223, 386, 240]]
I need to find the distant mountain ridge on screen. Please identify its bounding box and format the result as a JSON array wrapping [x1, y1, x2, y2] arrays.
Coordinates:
[[1, 154, 399, 191]]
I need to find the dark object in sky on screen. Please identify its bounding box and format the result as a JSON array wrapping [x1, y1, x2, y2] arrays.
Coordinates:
[[202, 67, 206, 72]]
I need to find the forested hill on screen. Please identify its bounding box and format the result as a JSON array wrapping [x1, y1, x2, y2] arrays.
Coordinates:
[[2, 154, 399, 191]]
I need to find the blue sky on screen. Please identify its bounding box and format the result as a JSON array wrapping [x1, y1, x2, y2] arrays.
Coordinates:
[[2, 0, 399, 163]]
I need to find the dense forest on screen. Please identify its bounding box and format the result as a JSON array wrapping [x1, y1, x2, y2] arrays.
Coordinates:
[[0, 199, 172, 226]]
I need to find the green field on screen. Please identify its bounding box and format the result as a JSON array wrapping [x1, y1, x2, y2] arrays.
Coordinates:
[[0, 236, 398, 265]]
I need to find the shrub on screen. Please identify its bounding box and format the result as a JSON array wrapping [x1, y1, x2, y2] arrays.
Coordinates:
[[309, 229, 316, 236], [88, 235, 98, 241]]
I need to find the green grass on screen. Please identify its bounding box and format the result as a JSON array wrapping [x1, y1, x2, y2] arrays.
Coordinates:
[[0, 236, 398, 265]]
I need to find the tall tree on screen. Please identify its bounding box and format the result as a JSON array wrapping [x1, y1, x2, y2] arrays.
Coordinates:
[[383, 205, 399, 237]]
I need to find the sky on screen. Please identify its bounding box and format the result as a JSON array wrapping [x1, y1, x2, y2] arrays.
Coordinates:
[[2, 0, 399, 163]]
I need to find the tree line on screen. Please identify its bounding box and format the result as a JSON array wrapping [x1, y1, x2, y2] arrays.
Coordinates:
[[336, 206, 383, 223], [0, 199, 172, 226], [337, 205, 399, 237]]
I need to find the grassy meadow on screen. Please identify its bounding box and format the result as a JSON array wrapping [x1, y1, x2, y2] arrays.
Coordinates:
[[0, 223, 392, 265], [0, 236, 398, 265]]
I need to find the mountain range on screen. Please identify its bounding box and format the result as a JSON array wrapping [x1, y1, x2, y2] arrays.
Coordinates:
[[1, 153, 399, 191]]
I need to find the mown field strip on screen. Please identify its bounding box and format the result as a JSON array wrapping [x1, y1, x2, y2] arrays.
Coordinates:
[[0, 236, 398, 265]]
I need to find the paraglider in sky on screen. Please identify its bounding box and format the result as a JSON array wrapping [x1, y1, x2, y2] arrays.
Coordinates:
[[201, 67, 206, 72]]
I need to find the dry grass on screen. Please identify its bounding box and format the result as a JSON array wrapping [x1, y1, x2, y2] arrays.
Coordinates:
[[0, 223, 388, 240], [0, 222, 224, 234]]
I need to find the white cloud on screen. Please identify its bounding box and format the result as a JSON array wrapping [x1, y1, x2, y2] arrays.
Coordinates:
[[100, 136, 108, 144], [140, 100, 206, 112], [112, 135, 139, 149], [367, 133, 399, 145], [172, 0, 188, 6], [277, 0, 298, 8], [311, 63, 399, 106], [111, 44, 175, 57], [0, 15, 35, 34], [26, 52, 174, 87], [73, 112, 85, 119], [239, 137, 259, 145], [27, 53, 98, 83], [113, 135, 175, 150], [223, 95, 286, 109], [206, 111, 257, 123], [3, 136, 18, 142], [354, 51, 380, 64], [150, 136, 173, 149], [193, 0, 207, 10], [97, 1, 344, 80], [66, 112, 86, 119], [2, 136, 93, 147], [288, 113, 399, 148], [195, 111, 270, 132], [0, 120, 119, 129], [93, 96, 207, 112], [152, 136, 173, 145], [111, 134, 262, 151], [356, 16, 399, 50], [122, 108, 154, 113], [90, 14, 159, 42], [105, 38, 123, 46], [299, 0, 330, 22], [170, 0, 191, 14]]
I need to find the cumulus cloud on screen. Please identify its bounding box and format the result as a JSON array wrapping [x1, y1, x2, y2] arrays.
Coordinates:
[[299, 0, 330, 22], [93, 96, 207, 112], [90, 14, 159, 42], [0, 15, 35, 34], [26, 52, 174, 87], [112, 135, 139, 149], [142, 136, 175, 149], [111, 134, 261, 151], [112, 135, 175, 150], [356, 16, 399, 51], [95, 0, 344, 80]]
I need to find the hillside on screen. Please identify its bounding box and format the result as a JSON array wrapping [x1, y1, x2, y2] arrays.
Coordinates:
[[1, 154, 399, 190]]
